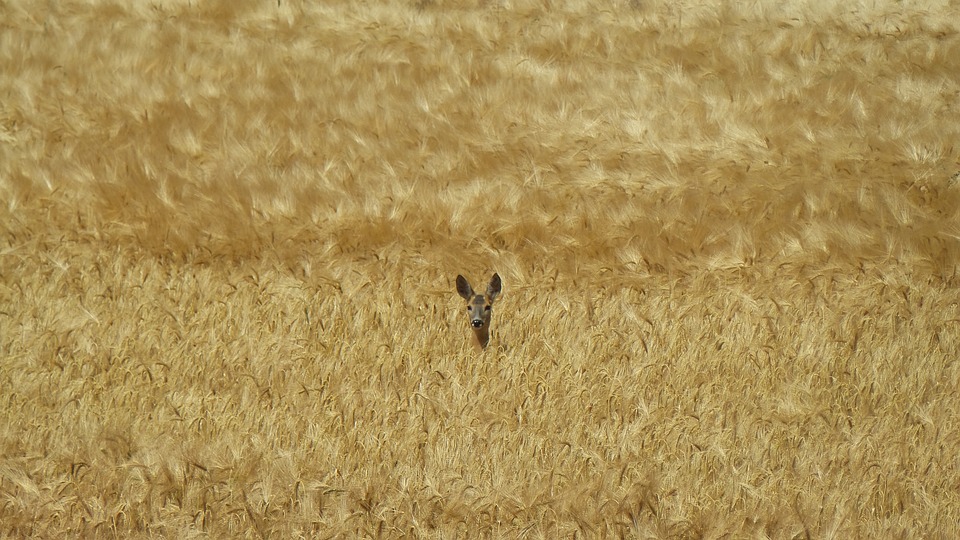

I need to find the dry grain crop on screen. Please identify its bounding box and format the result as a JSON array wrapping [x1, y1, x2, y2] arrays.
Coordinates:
[[2, 0, 960, 537]]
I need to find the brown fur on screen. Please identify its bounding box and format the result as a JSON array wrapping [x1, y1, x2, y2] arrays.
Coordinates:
[[456, 273, 502, 348], [2, 0, 960, 537]]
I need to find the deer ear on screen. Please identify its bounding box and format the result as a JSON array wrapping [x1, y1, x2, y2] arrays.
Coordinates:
[[486, 273, 502, 301], [456, 275, 474, 300]]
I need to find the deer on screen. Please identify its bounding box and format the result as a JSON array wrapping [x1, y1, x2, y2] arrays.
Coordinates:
[[455, 273, 502, 349]]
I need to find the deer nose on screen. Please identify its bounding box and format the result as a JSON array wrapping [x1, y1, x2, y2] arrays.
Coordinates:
[[471, 319, 483, 328]]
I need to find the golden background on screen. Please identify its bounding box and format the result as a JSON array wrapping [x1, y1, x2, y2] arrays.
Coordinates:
[[2, 0, 959, 536]]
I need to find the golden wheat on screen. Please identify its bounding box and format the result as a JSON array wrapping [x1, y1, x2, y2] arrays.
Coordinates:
[[2, 0, 959, 537]]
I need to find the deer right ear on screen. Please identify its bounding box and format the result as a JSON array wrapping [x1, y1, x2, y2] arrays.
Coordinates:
[[456, 275, 474, 300], [486, 273, 502, 301]]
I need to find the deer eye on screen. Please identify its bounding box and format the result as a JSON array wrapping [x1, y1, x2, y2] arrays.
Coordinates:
[[466, 307, 471, 311], [484, 306, 491, 311]]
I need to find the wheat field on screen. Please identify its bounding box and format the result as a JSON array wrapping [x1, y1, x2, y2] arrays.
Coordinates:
[[2, 0, 960, 537]]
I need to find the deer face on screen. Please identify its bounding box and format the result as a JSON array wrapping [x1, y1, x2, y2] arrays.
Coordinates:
[[456, 273, 502, 348], [465, 291, 492, 329]]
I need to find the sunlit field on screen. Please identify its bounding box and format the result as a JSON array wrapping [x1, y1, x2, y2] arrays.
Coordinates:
[[2, 0, 960, 537]]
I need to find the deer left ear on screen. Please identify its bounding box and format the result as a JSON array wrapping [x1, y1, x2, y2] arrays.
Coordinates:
[[456, 275, 474, 300], [486, 273, 502, 301]]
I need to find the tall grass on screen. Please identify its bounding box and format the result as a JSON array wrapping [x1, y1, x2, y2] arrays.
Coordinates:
[[2, 0, 959, 536]]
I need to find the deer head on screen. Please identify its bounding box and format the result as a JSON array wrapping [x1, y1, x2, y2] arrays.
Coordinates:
[[455, 273, 502, 349]]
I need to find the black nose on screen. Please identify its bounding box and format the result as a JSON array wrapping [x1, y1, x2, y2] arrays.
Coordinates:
[[471, 320, 483, 328]]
